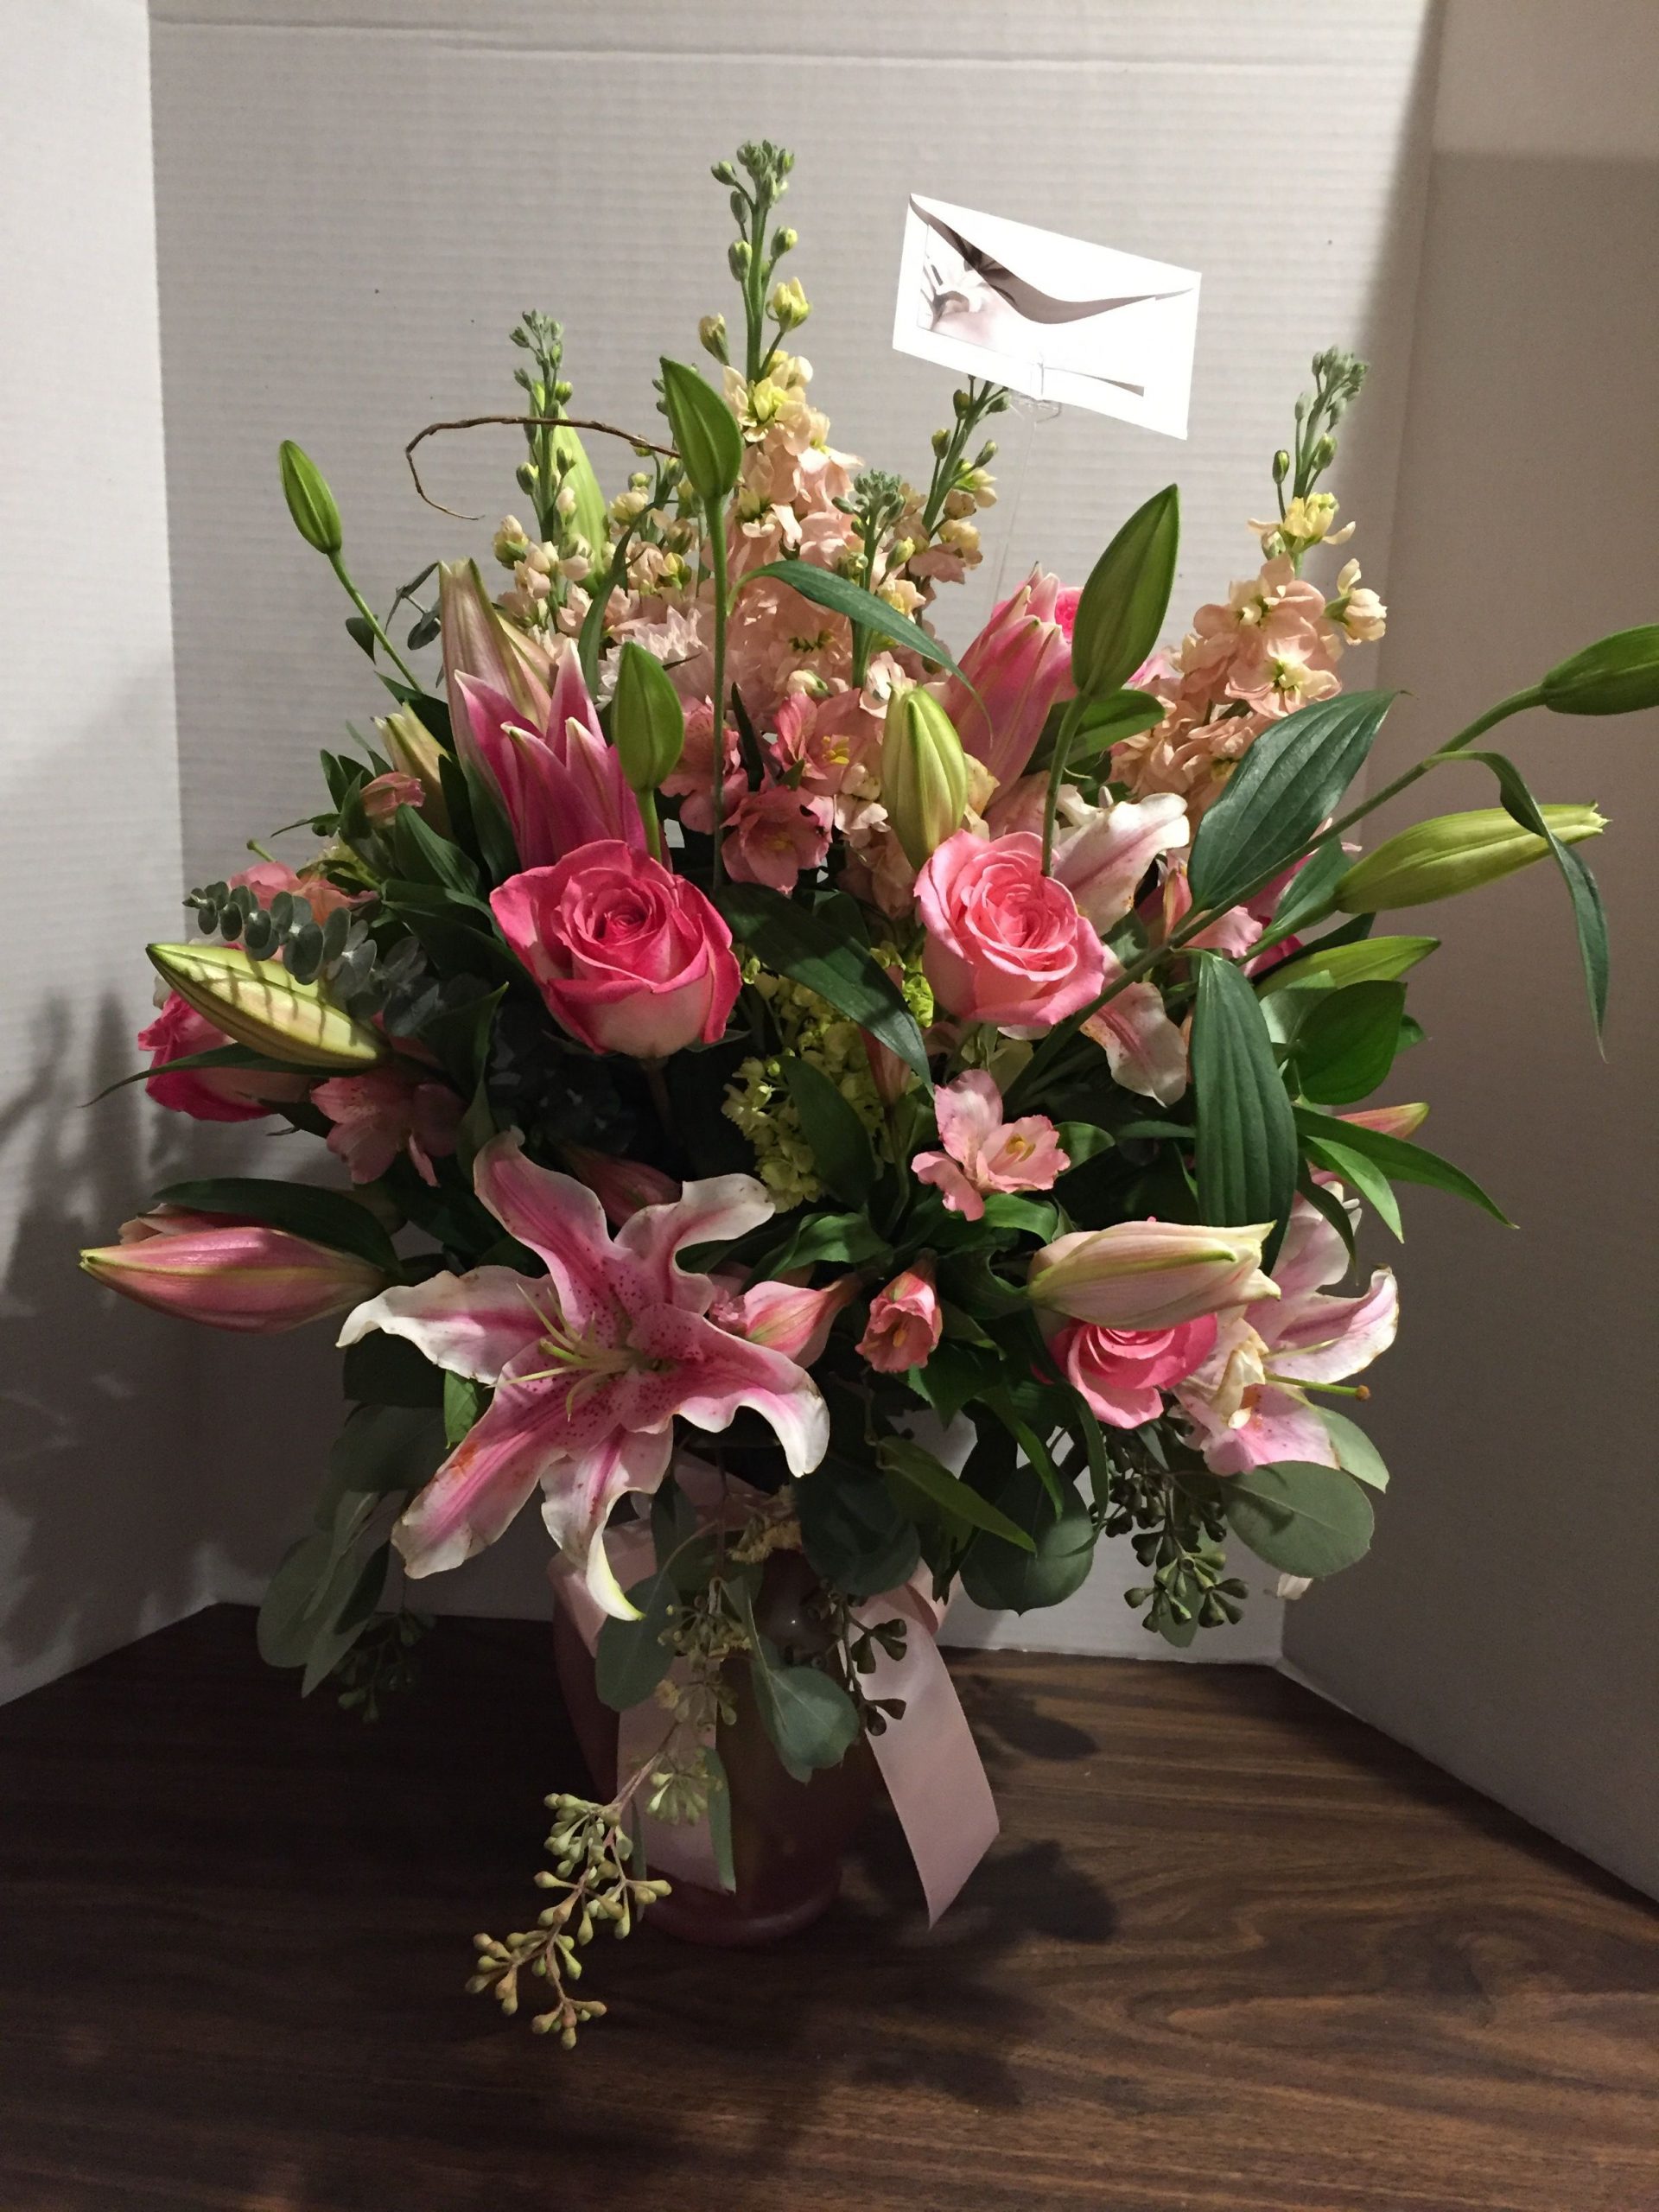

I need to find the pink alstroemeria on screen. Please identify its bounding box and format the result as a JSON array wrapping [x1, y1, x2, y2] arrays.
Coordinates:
[[938, 567, 1075, 788], [1083, 953, 1189, 1106], [912, 1071, 1069, 1222], [724, 783, 834, 893], [312, 1064, 464, 1186], [82, 1209, 386, 1332], [709, 1274, 858, 1365], [856, 1261, 943, 1373], [454, 662, 643, 868], [1175, 1195, 1399, 1474], [338, 1133, 828, 1616]]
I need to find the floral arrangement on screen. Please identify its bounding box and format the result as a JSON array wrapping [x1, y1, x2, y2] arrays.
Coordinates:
[[81, 143, 1649, 2043]]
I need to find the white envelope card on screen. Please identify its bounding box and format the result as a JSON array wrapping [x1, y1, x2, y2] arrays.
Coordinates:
[[893, 194, 1200, 437]]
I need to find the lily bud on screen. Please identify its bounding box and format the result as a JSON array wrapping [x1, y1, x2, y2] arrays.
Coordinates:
[[1335, 804, 1605, 912], [81, 1210, 386, 1332], [881, 686, 969, 868], [147, 944, 386, 1070], [1027, 1220, 1277, 1330], [1339, 1102, 1429, 1141], [1540, 625, 1659, 715], [611, 641, 686, 791], [374, 708, 453, 835], [437, 558, 553, 733], [277, 440, 342, 556], [558, 1143, 681, 1227], [938, 567, 1075, 788], [713, 1275, 858, 1366]]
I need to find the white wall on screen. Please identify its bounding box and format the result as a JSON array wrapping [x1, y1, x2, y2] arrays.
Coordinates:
[[0, 0, 215, 1697], [1283, 0, 1659, 1897], [145, 0, 1440, 1653]]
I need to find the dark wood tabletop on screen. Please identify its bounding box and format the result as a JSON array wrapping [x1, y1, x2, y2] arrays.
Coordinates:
[[2, 1606, 1655, 2211]]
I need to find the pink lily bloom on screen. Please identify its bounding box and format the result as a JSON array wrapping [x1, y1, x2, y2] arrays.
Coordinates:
[[856, 1260, 943, 1373], [82, 1208, 386, 1332], [338, 1133, 829, 1617], [912, 1070, 1069, 1222], [1052, 791, 1190, 930], [938, 567, 1075, 789], [1175, 1195, 1399, 1474], [454, 661, 643, 868], [1083, 952, 1190, 1106]]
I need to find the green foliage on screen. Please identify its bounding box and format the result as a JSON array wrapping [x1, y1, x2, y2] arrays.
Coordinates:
[[342, 1332, 444, 1408], [959, 1464, 1095, 1613], [1294, 1106, 1511, 1225], [1318, 1407, 1389, 1491], [1190, 954, 1298, 1255], [1289, 980, 1408, 1104], [1070, 485, 1180, 699], [658, 356, 744, 500], [716, 879, 931, 1086], [740, 558, 969, 683], [781, 1055, 877, 1207], [796, 1459, 920, 1599], [1211, 1460, 1375, 1578], [1258, 934, 1438, 996], [878, 1436, 1034, 1549], [1187, 691, 1395, 912], [1540, 623, 1659, 715], [595, 1567, 683, 1712]]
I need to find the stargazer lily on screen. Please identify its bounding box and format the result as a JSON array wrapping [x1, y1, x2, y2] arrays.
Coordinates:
[[338, 1132, 828, 1617]]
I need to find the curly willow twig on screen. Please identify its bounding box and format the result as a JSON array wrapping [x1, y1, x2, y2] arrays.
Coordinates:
[[404, 415, 680, 520]]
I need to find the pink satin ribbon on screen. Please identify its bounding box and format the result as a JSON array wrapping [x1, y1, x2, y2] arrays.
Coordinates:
[[547, 1470, 998, 1924]]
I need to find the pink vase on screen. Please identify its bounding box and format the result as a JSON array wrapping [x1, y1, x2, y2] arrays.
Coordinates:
[[551, 1565, 881, 1948]]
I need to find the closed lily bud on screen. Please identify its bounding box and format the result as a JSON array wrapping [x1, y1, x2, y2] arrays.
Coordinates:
[[881, 686, 969, 868], [611, 641, 686, 791], [81, 1210, 386, 1332], [1339, 1102, 1429, 1141], [1540, 625, 1659, 715], [374, 708, 452, 835], [1335, 804, 1605, 912], [148, 943, 385, 1070], [558, 1143, 681, 1227], [938, 567, 1075, 789], [437, 558, 553, 732], [1027, 1220, 1277, 1330], [277, 440, 342, 556]]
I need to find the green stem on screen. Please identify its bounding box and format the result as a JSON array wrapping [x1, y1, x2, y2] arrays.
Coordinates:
[[644, 1057, 675, 1135], [1040, 696, 1086, 872], [1012, 685, 1544, 1107], [636, 786, 664, 864], [706, 495, 731, 888], [328, 554, 422, 690]]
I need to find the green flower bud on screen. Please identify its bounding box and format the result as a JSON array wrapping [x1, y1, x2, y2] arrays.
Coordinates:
[[277, 440, 342, 556], [881, 686, 969, 868], [147, 943, 385, 1069], [1335, 804, 1606, 912], [1540, 625, 1659, 715], [698, 313, 729, 365], [768, 277, 810, 331], [728, 239, 753, 280], [611, 641, 686, 791]]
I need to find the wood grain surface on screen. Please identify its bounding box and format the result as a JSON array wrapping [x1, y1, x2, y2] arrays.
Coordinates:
[[1, 1607, 1655, 2211]]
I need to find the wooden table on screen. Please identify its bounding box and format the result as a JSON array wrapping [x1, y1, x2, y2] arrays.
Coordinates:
[[2, 1607, 1656, 2210]]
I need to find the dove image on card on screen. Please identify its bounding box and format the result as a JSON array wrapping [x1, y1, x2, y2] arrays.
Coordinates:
[[893, 194, 1200, 436]]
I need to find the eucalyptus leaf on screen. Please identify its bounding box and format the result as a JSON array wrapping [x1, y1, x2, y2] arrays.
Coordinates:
[[745, 1630, 861, 1783], [959, 1466, 1094, 1613], [797, 1459, 919, 1599], [1318, 1407, 1390, 1491], [1218, 1461, 1374, 1577], [595, 1565, 682, 1711]]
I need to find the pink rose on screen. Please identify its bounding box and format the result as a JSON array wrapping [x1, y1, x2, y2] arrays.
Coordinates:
[[1052, 1316, 1218, 1428], [138, 993, 310, 1123], [912, 1070, 1068, 1222], [724, 783, 833, 893], [490, 841, 741, 1058], [856, 1261, 942, 1374], [232, 860, 364, 925], [915, 830, 1104, 1032]]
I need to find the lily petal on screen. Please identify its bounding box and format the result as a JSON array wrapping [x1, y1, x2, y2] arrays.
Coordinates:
[[1270, 1269, 1399, 1384], [337, 1265, 544, 1383], [1084, 972, 1190, 1105], [539, 1426, 677, 1621], [393, 1384, 568, 1578], [615, 1173, 776, 1306], [472, 1132, 618, 1333]]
